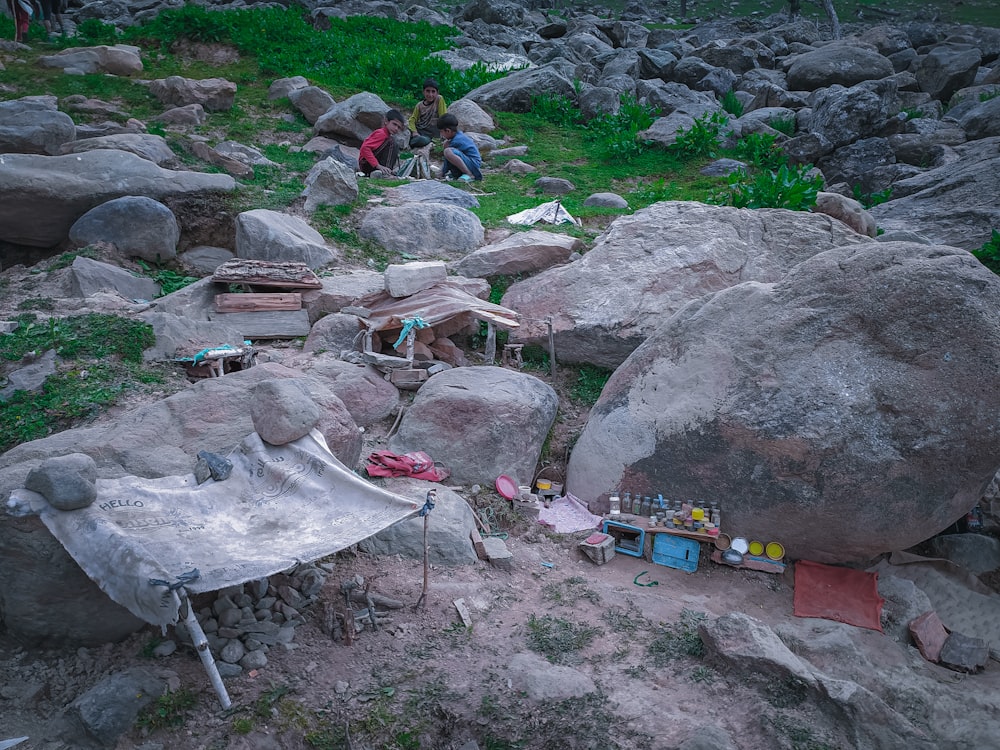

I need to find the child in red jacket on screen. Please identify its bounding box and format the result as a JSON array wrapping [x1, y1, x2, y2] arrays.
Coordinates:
[[358, 109, 405, 178]]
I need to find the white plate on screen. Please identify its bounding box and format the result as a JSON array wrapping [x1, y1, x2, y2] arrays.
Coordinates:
[[730, 536, 749, 554]]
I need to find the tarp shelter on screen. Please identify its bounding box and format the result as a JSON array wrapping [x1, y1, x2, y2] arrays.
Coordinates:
[[8, 430, 422, 627], [354, 280, 520, 343]]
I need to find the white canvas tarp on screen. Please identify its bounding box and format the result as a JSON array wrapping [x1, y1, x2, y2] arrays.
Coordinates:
[[8, 430, 421, 626]]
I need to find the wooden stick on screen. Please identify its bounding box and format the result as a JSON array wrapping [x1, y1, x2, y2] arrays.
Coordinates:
[[414, 489, 436, 610], [182, 594, 232, 709]]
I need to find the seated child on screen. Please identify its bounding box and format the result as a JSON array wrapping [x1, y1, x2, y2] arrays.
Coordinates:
[[437, 113, 482, 182], [408, 78, 447, 149], [358, 109, 405, 177]]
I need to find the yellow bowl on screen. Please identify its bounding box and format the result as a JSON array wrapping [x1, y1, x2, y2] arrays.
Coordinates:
[[765, 542, 785, 560], [748, 540, 764, 556], [536, 480, 552, 491]]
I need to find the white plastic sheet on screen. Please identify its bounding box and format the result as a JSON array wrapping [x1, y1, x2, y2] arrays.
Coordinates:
[[507, 200, 580, 226], [9, 430, 420, 626]]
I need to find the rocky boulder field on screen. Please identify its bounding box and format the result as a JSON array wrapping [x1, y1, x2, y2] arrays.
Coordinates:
[[3, 0, 1000, 748]]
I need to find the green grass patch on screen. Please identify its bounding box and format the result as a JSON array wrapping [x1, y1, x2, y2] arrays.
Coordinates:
[[569, 364, 613, 406], [525, 614, 602, 665], [136, 688, 198, 730], [647, 609, 706, 665], [541, 575, 602, 606], [972, 229, 1000, 275]]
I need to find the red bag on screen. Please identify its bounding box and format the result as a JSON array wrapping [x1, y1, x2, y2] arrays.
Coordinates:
[[365, 450, 450, 482]]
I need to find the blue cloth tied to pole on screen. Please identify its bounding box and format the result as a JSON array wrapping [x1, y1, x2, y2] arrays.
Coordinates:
[[393, 317, 429, 349]]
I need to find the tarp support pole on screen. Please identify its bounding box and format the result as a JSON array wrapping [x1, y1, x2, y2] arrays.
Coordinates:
[[485, 321, 496, 364], [183, 592, 232, 710]]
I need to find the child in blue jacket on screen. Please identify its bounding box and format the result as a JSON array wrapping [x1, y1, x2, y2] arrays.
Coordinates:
[[436, 113, 482, 182]]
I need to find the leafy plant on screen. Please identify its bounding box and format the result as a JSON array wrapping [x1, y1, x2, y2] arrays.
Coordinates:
[[647, 609, 706, 665], [75, 18, 121, 44], [717, 163, 823, 211], [671, 111, 729, 160], [542, 575, 601, 606], [733, 131, 786, 171], [531, 93, 581, 128], [569, 364, 613, 406], [525, 614, 601, 665], [851, 184, 893, 209], [136, 689, 198, 730], [137, 261, 198, 296], [585, 93, 657, 162], [972, 229, 1000, 275], [768, 116, 796, 136], [979, 88, 1000, 102], [720, 89, 744, 118]]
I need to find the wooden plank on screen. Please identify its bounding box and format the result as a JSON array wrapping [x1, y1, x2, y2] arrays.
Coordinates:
[[211, 259, 323, 289], [215, 293, 302, 313], [209, 310, 311, 339], [470, 527, 487, 560]]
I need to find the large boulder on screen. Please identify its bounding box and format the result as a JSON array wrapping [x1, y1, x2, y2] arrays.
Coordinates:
[[0, 150, 235, 248], [59, 133, 178, 166], [567, 241, 1000, 563], [389, 366, 558, 486], [785, 43, 895, 90], [359, 204, 484, 257], [0, 96, 76, 155], [869, 136, 1000, 251], [235, 209, 338, 269], [450, 229, 582, 279], [147, 76, 237, 112], [37, 44, 143, 76], [69, 196, 180, 262], [503, 202, 869, 369], [805, 78, 899, 150], [913, 43, 982, 102], [314, 91, 392, 143], [464, 60, 577, 113]]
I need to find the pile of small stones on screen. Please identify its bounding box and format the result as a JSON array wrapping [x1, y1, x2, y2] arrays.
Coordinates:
[[171, 561, 330, 678]]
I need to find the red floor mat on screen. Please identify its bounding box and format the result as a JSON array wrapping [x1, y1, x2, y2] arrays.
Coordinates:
[[793, 559, 885, 632]]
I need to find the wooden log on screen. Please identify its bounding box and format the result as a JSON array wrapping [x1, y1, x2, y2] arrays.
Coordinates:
[[470, 527, 487, 560], [211, 259, 322, 288], [215, 293, 302, 313]]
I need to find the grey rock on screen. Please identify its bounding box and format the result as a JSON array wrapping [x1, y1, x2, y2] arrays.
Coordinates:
[[390, 366, 557, 487], [268, 75, 309, 101], [55, 667, 175, 749], [302, 313, 364, 357], [807, 78, 899, 150], [194, 450, 233, 483], [235, 209, 338, 269], [302, 157, 358, 212], [24, 453, 98, 511], [955, 94, 1000, 140], [0, 96, 76, 155], [0, 349, 57, 402], [914, 43, 982, 102], [582, 192, 628, 208], [293, 355, 399, 426], [0, 149, 235, 248], [483, 535, 513, 571], [359, 203, 484, 257], [927, 533, 1000, 575], [360, 482, 478, 565], [939, 631, 989, 673], [148, 76, 237, 112], [151, 103, 206, 125], [59, 133, 177, 166], [288, 85, 336, 125], [786, 42, 895, 90], [151, 640, 177, 658], [450, 229, 581, 279], [216, 662, 243, 679], [179, 245, 235, 274], [383, 181, 480, 209], [506, 652, 597, 701], [240, 650, 269, 670], [38, 44, 142, 76], [220, 639, 246, 664], [314, 91, 393, 143], [69, 255, 160, 301], [251, 379, 321, 445], [446, 98, 495, 133], [534, 177, 574, 195], [384, 261, 447, 297], [69, 196, 180, 262], [569, 241, 1000, 562], [465, 60, 577, 113], [505, 201, 868, 369]]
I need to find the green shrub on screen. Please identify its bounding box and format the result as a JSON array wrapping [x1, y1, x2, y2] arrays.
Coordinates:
[[585, 93, 657, 162], [76, 18, 121, 44], [671, 111, 729, 160], [979, 88, 1000, 102], [570, 364, 613, 405], [972, 229, 1000, 275], [768, 116, 796, 136], [720, 89, 744, 118], [717, 163, 823, 211], [851, 184, 892, 209], [531, 93, 581, 128], [733, 131, 786, 171]]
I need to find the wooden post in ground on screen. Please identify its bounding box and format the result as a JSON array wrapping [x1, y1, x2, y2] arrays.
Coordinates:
[[484, 321, 496, 364], [547, 318, 556, 379]]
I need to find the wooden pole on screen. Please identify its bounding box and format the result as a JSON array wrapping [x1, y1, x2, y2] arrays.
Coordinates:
[[414, 489, 436, 610], [484, 321, 496, 364], [183, 593, 232, 709], [547, 318, 556, 379]]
